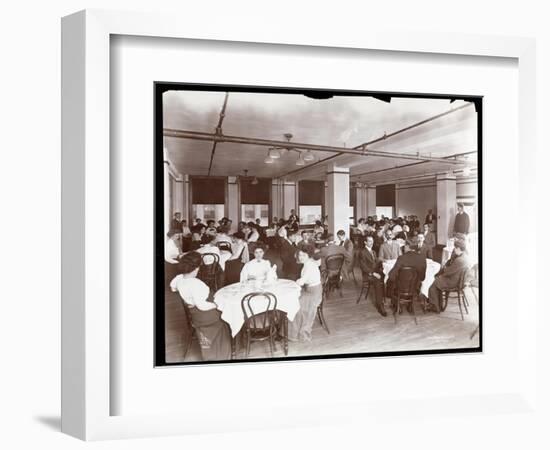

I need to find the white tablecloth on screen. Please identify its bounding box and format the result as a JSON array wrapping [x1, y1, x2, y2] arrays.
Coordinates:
[[382, 258, 441, 297], [214, 279, 301, 337]]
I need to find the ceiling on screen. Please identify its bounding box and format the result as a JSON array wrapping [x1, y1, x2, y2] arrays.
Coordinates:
[[163, 90, 478, 185]]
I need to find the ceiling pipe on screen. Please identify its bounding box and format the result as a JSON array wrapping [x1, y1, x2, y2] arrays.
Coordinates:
[[350, 150, 477, 179], [206, 92, 229, 176], [276, 102, 475, 179], [164, 128, 469, 165]]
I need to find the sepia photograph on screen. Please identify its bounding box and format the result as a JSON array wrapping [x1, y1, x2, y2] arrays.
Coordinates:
[[156, 84, 481, 365]]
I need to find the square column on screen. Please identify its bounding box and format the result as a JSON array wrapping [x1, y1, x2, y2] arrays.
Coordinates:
[[174, 176, 184, 217], [282, 181, 296, 220], [326, 164, 350, 236], [366, 186, 376, 217], [436, 174, 457, 244], [227, 176, 238, 233]]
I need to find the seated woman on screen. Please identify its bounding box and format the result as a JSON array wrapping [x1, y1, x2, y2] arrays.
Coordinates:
[[288, 244, 323, 342], [223, 231, 249, 285], [170, 252, 231, 361], [196, 234, 225, 290], [239, 244, 277, 283]]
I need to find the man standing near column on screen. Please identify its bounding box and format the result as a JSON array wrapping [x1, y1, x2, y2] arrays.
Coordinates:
[[453, 203, 470, 235]]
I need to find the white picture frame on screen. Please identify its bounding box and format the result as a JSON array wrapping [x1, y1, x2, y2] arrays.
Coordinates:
[[61, 9, 537, 441]]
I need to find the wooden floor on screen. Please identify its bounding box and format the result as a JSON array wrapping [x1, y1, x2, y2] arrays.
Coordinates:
[[165, 265, 480, 363]]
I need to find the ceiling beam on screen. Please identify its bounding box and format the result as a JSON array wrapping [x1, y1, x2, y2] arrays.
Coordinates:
[[207, 92, 229, 176], [164, 128, 469, 166]]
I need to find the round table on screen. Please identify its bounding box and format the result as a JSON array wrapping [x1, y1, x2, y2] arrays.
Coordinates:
[[382, 258, 441, 297], [214, 279, 301, 337]]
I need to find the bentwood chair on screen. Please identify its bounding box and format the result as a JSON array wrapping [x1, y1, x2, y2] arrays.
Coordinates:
[[179, 297, 199, 361], [216, 241, 233, 253], [324, 254, 345, 298], [440, 267, 470, 321], [392, 266, 420, 325], [356, 271, 371, 305], [317, 271, 330, 334], [240, 292, 280, 358], [198, 252, 221, 292]]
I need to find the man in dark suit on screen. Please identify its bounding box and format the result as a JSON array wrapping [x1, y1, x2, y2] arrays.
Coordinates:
[[416, 233, 433, 259], [453, 203, 470, 235], [358, 235, 387, 316], [428, 239, 470, 312], [387, 238, 427, 303], [318, 234, 346, 272]]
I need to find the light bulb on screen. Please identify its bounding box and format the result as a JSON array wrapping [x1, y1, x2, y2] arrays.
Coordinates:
[[270, 148, 281, 159], [296, 156, 305, 166], [303, 150, 315, 162]]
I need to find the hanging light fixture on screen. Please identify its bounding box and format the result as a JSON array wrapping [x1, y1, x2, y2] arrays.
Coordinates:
[[269, 147, 281, 159], [251, 177, 259, 185], [296, 154, 305, 166], [303, 150, 315, 162], [264, 149, 274, 164]]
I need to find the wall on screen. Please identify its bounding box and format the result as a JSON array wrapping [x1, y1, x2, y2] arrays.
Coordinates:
[[396, 183, 437, 220]]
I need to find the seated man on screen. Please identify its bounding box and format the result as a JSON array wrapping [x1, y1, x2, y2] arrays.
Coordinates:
[[358, 235, 387, 316], [416, 233, 433, 259], [387, 237, 427, 305], [336, 229, 354, 278], [427, 239, 470, 312], [318, 233, 346, 273], [378, 231, 402, 261]]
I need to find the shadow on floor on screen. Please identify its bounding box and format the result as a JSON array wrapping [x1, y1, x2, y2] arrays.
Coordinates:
[[34, 415, 61, 431]]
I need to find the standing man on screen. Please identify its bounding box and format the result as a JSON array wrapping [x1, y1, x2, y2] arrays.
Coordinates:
[[358, 235, 387, 316], [425, 209, 436, 226], [453, 203, 470, 235], [170, 212, 183, 233], [288, 209, 298, 223]]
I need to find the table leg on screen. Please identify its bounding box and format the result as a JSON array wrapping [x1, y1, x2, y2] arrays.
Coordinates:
[[231, 335, 237, 359]]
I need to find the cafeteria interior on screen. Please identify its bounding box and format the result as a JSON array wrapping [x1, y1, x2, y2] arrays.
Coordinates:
[[162, 90, 480, 362]]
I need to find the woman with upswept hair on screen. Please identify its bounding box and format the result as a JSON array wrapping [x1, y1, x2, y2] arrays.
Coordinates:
[[170, 252, 231, 361]]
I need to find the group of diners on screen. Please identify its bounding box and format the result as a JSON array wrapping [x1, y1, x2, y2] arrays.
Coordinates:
[[166, 204, 474, 360]]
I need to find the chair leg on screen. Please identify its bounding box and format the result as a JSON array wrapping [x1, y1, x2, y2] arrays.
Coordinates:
[[183, 329, 193, 361], [471, 286, 478, 304], [318, 305, 330, 334], [283, 317, 289, 355], [411, 300, 417, 325], [457, 293, 464, 321], [461, 289, 469, 315], [245, 330, 251, 358], [351, 268, 358, 286], [393, 298, 398, 324], [268, 330, 274, 357], [356, 285, 365, 304]]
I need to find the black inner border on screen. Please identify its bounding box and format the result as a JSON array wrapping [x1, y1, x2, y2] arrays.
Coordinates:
[[154, 82, 483, 367]]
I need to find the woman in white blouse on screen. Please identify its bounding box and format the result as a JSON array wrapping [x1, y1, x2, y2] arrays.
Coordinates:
[[239, 245, 277, 283], [170, 252, 231, 361], [165, 229, 182, 287], [288, 244, 323, 342]]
